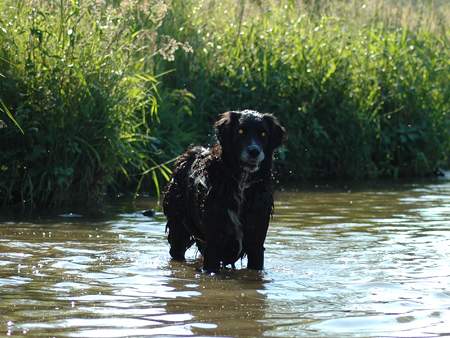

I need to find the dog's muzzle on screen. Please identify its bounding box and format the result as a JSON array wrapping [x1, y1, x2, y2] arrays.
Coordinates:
[[241, 143, 265, 172]]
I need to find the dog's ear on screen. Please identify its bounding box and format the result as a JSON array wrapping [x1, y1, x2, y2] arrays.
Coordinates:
[[214, 111, 239, 147], [263, 114, 286, 150]]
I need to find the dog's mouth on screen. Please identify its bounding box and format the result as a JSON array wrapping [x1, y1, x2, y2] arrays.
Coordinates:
[[240, 147, 264, 172], [240, 159, 260, 172]]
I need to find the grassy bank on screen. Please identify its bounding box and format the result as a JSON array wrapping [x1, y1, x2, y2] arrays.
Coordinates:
[[0, 0, 175, 208], [156, 0, 449, 180], [1, 0, 449, 209]]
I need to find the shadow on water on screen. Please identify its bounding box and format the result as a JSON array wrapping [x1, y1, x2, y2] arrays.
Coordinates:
[[163, 262, 269, 338], [0, 174, 449, 337]]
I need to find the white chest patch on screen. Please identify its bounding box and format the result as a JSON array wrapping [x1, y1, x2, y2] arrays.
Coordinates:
[[227, 209, 243, 258], [194, 174, 207, 189], [225, 171, 252, 260], [227, 209, 242, 228]]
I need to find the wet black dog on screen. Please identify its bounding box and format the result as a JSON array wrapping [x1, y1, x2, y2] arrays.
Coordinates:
[[163, 110, 286, 272]]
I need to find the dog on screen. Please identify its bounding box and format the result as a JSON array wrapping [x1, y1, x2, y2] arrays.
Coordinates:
[[163, 110, 286, 272]]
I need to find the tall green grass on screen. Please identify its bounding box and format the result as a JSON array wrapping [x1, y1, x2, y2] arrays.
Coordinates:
[[0, 0, 175, 209], [157, 0, 450, 180], [1, 0, 449, 210]]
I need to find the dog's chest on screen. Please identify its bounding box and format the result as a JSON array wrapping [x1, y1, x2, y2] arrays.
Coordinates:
[[189, 155, 251, 233], [233, 172, 250, 215], [225, 172, 252, 234]]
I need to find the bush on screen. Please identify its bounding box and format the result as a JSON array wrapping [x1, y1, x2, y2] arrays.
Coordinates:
[[157, 0, 450, 180], [0, 0, 173, 208], [1, 0, 449, 210]]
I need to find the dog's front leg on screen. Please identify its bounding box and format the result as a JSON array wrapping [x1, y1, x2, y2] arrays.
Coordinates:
[[244, 217, 269, 270], [243, 190, 273, 270], [202, 196, 225, 273], [203, 234, 221, 273]]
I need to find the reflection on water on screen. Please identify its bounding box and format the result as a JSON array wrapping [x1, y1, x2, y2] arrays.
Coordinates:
[[1, 178, 449, 337]]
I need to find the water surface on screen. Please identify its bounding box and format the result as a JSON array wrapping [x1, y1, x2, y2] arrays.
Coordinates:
[[1, 178, 449, 337]]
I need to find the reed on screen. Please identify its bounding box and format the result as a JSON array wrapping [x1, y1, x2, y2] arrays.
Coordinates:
[[156, 0, 450, 180], [1, 0, 448, 210], [0, 0, 173, 208]]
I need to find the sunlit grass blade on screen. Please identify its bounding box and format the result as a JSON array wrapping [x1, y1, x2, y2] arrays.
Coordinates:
[[0, 100, 24, 134]]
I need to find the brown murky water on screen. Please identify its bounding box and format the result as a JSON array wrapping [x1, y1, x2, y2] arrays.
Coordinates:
[[1, 177, 450, 337]]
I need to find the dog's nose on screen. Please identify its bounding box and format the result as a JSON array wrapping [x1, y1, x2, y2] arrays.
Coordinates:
[[247, 145, 261, 158]]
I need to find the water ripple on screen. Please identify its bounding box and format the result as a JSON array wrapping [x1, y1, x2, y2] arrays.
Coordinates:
[[0, 179, 449, 337]]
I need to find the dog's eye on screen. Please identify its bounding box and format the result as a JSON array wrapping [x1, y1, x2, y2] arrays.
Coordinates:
[[261, 131, 267, 137], [238, 128, 244, 135]]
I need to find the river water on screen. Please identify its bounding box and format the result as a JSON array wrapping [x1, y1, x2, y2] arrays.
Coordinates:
[[1, 177, 449, 337]]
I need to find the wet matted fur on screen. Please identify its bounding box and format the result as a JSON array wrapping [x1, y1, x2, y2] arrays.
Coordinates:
[[163, 110, 286, 272]]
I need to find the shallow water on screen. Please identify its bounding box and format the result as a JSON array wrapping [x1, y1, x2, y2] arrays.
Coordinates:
[[1, 177, 450, 337]]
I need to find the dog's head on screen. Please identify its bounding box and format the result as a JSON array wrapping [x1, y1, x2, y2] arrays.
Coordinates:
[[215, 110, 286, 172]]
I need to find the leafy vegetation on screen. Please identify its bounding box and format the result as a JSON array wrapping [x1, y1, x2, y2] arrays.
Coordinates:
[[1, 0, 449, 210], [0, 0, 174, 208], [157, 0, 449, 180]]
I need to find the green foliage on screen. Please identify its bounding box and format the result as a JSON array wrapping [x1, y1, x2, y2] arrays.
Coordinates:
[[0, 0, 174, 209], [157, 0, 450, 180], [1, 0, 449, 210]]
